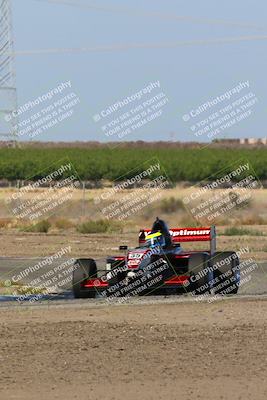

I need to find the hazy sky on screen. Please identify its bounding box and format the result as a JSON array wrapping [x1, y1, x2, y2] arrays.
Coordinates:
[[9, 0, 267, 142]]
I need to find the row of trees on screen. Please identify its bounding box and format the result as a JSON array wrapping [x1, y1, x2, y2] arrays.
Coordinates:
[[0, 146, 266, 182]]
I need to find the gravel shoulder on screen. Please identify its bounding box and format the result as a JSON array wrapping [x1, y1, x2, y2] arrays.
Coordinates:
[[0, 297, 266, 400]]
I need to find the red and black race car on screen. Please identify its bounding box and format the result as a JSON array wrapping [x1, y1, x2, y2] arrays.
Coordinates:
[[72, 218, 240, 299]]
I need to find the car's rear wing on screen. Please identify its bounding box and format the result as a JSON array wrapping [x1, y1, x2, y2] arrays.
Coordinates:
[[139, 226, 216, 255]]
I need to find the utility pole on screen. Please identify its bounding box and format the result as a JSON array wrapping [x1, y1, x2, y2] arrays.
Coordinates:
[[0, 0, 18, 146]]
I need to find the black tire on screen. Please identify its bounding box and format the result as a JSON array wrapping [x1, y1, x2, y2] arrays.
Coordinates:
[[73, 258, 97, 298], [212, 252, 240, 295], [187, 253, 212, 295]]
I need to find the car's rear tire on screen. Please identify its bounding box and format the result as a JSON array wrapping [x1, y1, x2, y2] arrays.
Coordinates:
[[187, 253, 212, 295], [212, 252, 240, 295], [73, 258, 97, 298]]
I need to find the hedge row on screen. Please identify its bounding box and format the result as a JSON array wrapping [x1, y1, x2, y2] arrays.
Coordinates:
[[0, 146, 266, 182]]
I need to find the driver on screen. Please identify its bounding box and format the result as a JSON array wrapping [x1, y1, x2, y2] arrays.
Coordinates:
[[151, 217, 172, 248]]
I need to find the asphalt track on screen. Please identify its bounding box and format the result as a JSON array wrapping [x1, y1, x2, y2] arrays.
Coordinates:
[[0, 257, 266, 306]]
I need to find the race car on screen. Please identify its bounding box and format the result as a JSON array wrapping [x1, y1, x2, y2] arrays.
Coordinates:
[[72, 218, 240, 299]]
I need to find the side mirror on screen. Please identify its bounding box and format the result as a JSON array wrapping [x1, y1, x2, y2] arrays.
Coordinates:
[[119, 245, 128, 251]]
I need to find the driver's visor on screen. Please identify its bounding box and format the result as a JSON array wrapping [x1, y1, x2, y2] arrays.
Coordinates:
[[145, 231, 162, 246], [146, 232, 162, 241]]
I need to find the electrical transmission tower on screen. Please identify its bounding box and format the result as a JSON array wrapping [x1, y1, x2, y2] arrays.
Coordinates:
[[0, 0, 18, 144]]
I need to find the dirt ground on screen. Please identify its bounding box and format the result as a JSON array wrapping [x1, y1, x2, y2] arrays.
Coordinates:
[[0, 298, 266, 400], [0, 229, 267, 260], [0, 186, 266, 400]]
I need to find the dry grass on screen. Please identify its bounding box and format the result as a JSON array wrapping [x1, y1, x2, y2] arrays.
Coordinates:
[[20, 220, 51, 233], [0, 218, 13, 228], [221, 227, 264, 236], [0, 187, 266, 231], [0, 280, 46, 296], [77, 219, 123, 234], [51, 217, 75, 230]]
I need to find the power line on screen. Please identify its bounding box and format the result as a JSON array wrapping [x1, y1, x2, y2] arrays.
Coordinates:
[[33, 0, 267, 32], [2, 34, 267, 57]]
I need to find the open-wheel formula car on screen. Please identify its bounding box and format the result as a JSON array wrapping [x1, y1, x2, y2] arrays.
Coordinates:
[[72, 218, 240, 299]]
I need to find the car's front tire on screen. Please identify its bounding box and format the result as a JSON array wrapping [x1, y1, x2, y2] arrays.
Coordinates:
[[73, 258, 97, 298]]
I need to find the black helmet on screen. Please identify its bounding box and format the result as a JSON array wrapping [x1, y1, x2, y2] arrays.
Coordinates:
[[151, 217, 172, 247]]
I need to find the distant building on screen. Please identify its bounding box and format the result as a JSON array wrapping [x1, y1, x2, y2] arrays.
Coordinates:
[[240, 138, 267, 145], [214, 138, 267, 146]]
